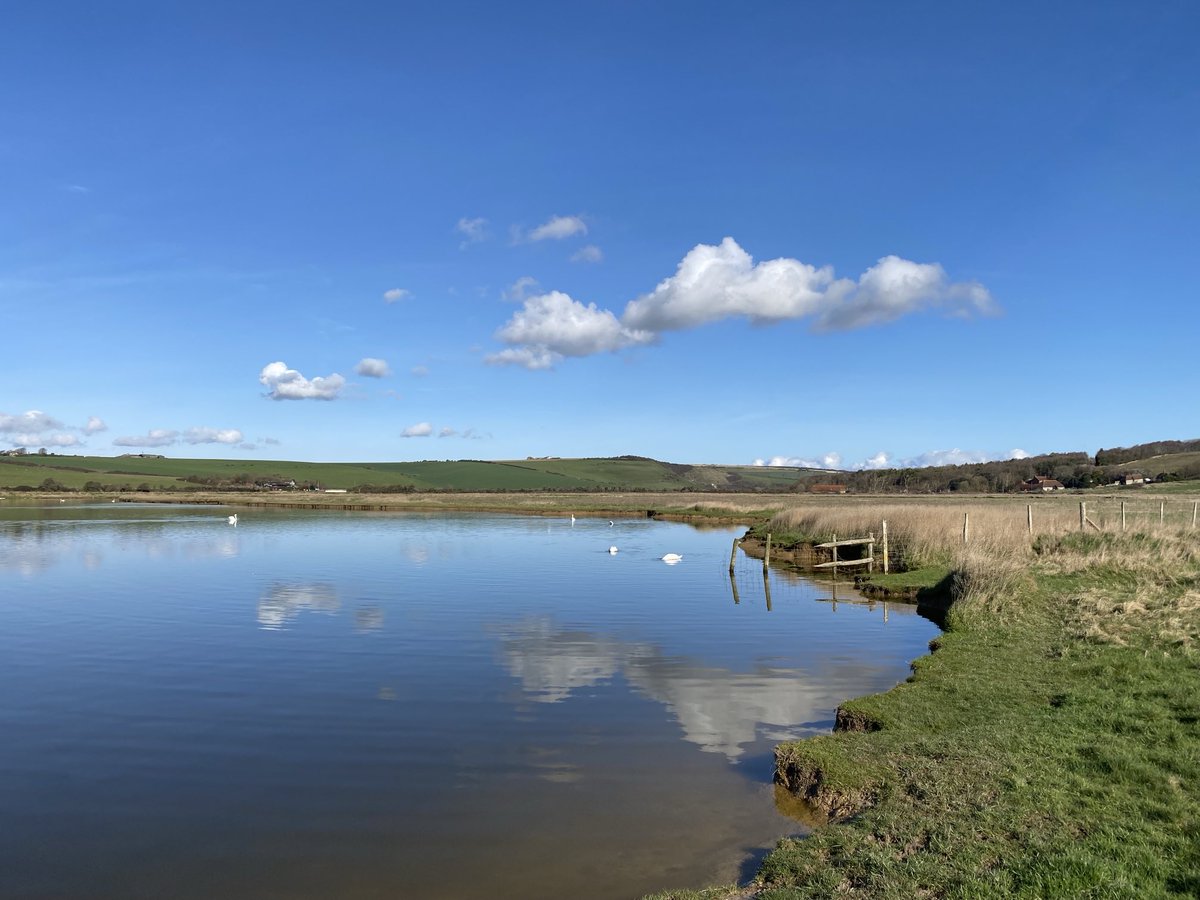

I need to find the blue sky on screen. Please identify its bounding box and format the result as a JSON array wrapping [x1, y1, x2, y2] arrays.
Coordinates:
[[2, 1, 1196, 467]]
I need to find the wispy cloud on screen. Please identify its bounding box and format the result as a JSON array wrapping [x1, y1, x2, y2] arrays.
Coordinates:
[[490, 237, 997, 369], [503, 275, 540, 302], [259, 361, 346, 401], [355, 357, 392, 378], [570, 244, 603, 264], [411, 365, 429, 378], [401, 422, 433, 438], [524, 214, 587, 243], [383, 288, 411, 303], [456, 216, 489, 248]]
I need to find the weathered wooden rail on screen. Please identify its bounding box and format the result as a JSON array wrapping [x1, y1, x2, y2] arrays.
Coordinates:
[[814, 533, 878, 573]]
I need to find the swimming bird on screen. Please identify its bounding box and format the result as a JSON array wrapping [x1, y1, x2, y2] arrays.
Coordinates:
[[228, 514, 238, 526], [608, 546, 618, 554], [661, 553, 683, 564], [570, 514, 575, 525], [608, 520, 614, 527]]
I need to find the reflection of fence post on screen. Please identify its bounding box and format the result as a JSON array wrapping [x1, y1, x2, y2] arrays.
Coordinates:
[[729, 571, 741, 605], [763, 569, 772, 612], [963, 512, 970, 544], [1027, 504, 1033, 536], [882, 520, 889, 574], [763, 533, 772, 572], [729, 537, 739, 573]]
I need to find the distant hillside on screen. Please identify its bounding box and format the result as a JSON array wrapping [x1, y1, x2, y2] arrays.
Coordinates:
[[0, 453, 823, 493], [1095, 439, 1200, 468]]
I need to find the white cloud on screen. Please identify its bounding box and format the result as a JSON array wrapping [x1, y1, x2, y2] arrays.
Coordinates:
[[570, 244, 603, 264], [754, 448, 1033, 471], [0, 410, 84, 448], [456, 216, 489, 247], [259, 361, 346, 401], [355, 357, 392, 378], [113, 429, 179, 448], [401, 422, 433, 438], [383, 288, 411, 303], [183, 427, 244, 445], [489, 238, 996, 370], [527, 215, 587, 242], [263, 437, 281, 446], [486, 290, 653, 370], [411, 365, 429, 378], [504, 275, 540, 302], [84, 416, 108, 434], [438, 427, 457, 438]]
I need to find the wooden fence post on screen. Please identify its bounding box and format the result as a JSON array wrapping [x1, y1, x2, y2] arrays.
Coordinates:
[[763, 534, 771, 571], [1080, 501, 1086, 532], [1160, 501, 1165, 526], [882, 520, 889, 574], [963, 512, 970, 544], [729, 537, 740, 573], [1193, 501, 1198, 530], [1027, 504, 1033, 536]]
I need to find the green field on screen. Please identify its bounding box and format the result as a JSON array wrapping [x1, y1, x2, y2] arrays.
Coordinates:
[[0, 453, 815, 493]]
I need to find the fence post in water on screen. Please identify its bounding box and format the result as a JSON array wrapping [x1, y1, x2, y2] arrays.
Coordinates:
[[763, 533, 771, 572], [1027, 504, 1033, 536], [963, 512, 970, 544], [882, 520, 889, 574], [729, 537, 740, 573]]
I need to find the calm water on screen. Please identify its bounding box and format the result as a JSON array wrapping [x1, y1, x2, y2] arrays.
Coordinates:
[[0, 503, 938, 899]]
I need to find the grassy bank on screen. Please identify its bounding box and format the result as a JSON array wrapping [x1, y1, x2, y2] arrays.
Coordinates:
[[653, 501, 1200, 898]]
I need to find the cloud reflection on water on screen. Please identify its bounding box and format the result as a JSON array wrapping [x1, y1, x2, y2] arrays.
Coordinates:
[[257, 582, 341, 629], [495, 616, 898, 760]]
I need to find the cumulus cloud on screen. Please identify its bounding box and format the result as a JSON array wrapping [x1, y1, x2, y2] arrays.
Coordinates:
[[489, 238, 996, 369], [0, 410, 85, 448], [527, 214, 587, 242], [401, 422, 433, 438], [570, 244, 603, 264], [259, 361, 346, 401], [183, 427, 243, 445], [456, 216, 489, 247], [753, 448, 1031, 471], [486, 290, 654, 369], [113, 429, 179, 448], [84, 416, 108, 434], [355, 357, 391, 378], [383, 288, 411, 303]]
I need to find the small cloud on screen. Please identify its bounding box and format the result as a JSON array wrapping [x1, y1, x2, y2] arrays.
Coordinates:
[[263, 437, 281, 446], [259, 361, 346, 401], [383, 288, 411, 303], [83, 416, 108, 434], [183, 427, 244, 445], [527, 214, 587, 242], [570, 244, 603, 264], [401, 422, 433, 438], [504, 276, 540, 302], [456, 216, 489, 248], [113, 429, 179, 448], [355, 357, 392, 378], [438, 427, 457, 438], [61, 184, 90, 193], [411, 365, 429, 378], [239, 442, 257, 450]]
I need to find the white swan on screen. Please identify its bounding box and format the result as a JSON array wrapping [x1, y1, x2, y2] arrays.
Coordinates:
[[608, 520, 614, 527], [608, 546, 618, 554], [570, 514, 575, 524], [228, 514, 238, 526], [661, 553, 683, 564]]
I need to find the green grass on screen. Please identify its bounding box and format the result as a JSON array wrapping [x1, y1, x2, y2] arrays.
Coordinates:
[[0, 454, 820, 493], [858, 566, 952, 592], [744, 541, 1200, 898]]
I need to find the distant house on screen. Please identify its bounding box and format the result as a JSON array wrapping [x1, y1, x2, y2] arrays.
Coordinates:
[[258, 480, 297, 491], [810, 483, 848, 494], [1020, 476, 1065, 492], [1115, 472, 1147, 486]]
